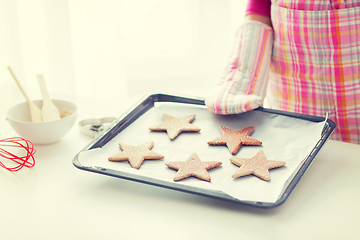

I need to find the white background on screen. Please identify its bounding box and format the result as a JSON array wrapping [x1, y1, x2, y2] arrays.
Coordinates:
[[1, 0, 246, 105]]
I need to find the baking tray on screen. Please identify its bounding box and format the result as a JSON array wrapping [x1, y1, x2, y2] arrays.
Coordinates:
[[73, 93, 335, 208]]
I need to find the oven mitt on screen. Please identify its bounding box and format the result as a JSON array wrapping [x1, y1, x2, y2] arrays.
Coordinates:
[[205, 20, 274, 114]]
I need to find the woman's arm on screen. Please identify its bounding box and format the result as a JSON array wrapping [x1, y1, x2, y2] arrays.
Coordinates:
[[245, 14, 272, 26], [245, 0, 272, 26], [205, 0, 274, 114]]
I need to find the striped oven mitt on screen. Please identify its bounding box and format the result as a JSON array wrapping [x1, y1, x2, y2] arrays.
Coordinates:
[[205, 21, 274, 114]]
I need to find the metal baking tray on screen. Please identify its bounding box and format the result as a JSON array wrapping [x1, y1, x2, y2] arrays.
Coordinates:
[[73, 93, 335, 208]]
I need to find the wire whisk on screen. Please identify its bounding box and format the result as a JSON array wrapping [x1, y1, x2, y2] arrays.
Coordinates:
[[0, 137, 36, 172]]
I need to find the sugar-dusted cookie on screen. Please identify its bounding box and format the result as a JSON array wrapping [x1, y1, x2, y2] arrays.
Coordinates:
[[230, 150, 286, 181], [207, 126, 262, 155], [108, 142, 164, 169], [149, 114, 201, 140], [165, 153, 222, 182]]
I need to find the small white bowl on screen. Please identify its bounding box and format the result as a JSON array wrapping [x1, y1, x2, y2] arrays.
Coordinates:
[[6, 99, 78, 145]]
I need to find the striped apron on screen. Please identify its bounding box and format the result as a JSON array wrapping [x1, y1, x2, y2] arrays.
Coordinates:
[[267, 0, 360, 144]]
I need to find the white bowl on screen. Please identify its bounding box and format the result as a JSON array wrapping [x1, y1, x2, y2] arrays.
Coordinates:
[[6, 99, 78, 145]]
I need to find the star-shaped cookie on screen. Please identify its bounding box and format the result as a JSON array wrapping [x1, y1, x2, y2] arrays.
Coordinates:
[[108, 142, 164, 169], [207, 126, 262, 155], [230, 150, 286, 181], [149, 114, 201, 140], [165, 153, 222, 182]]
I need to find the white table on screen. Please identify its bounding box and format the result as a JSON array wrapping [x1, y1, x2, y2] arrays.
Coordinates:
[[1, 90, 359, 240]]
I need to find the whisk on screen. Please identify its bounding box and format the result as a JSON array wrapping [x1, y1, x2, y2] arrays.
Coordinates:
[[0, 137, 36, 172]]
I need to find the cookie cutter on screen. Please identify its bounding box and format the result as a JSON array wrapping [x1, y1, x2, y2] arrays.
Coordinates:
[[79, 117, 116, 138]]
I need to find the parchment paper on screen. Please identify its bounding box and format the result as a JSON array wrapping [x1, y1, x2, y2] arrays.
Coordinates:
[[77, 102, 325, 203]]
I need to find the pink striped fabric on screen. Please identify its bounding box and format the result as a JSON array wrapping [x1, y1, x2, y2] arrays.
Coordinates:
[[268, 0, 360, 143], [205, 21, 273, 114]]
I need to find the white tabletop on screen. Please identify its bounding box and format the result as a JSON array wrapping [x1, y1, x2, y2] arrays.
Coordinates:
[[1, 89, 359, 240]]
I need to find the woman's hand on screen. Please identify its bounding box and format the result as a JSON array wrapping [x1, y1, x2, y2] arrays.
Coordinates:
[[205, 20, 274, 115]]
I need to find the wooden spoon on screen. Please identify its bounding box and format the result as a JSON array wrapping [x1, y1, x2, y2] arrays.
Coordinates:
[[8, 66, 43, 122], [37, 74, 60, 122]]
